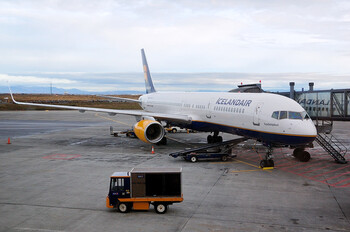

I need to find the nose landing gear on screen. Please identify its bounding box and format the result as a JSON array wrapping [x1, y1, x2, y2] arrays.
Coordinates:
[[260, 146, 275, 168]]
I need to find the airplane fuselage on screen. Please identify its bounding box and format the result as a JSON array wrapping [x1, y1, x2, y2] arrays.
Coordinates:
[[140, 92, 317, 146]]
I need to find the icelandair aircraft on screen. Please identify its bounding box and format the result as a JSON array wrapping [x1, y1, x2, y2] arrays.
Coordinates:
[[10, 49, 317, 167]]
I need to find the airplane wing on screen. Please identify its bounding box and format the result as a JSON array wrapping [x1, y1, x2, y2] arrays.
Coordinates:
[[97, 95, 141, 103], [9, 90, 191, 123]]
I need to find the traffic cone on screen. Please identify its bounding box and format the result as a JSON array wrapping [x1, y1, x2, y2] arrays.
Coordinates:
[[7, 137, 11, 144], [151, 146, 155, 154]]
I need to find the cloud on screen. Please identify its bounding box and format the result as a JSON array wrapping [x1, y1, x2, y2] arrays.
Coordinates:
[[0, 0, 350, 91], [1, 74, 76, 85]]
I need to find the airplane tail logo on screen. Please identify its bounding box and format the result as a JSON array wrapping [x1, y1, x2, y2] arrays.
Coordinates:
[[141, 49, 156, 94]]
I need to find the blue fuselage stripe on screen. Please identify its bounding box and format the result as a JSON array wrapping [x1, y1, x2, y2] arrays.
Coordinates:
[[184, 121, 315, 146]]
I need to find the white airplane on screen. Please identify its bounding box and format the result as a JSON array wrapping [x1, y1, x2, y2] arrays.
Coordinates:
[[10, 49, 317, 167]]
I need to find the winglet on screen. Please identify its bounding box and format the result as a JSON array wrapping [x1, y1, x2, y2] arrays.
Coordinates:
[[8, 84, 18, 104], [141, 48, 156, 94]]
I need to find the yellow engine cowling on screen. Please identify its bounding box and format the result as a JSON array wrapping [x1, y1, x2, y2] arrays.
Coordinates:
[[133, 120, 165, 144]]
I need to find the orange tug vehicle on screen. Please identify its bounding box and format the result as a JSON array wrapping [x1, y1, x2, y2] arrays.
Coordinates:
[[106, 168, 183, 214]]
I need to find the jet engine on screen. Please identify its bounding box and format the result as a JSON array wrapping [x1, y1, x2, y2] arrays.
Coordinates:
[[133, 120, 165, 144]]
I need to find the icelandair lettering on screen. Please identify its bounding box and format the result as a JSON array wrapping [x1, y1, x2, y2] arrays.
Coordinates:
[[216, 98, 252, 107], [298, 99, 330, 105]]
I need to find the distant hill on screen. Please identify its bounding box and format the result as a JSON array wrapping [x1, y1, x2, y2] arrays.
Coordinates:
[[0, 86, 144, 95]]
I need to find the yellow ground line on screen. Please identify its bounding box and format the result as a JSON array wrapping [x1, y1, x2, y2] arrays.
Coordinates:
[[232, 159, 273, 172], [235, 159, 260, 169], [231, 169, 262, 173], [94, 113, 132, 126]]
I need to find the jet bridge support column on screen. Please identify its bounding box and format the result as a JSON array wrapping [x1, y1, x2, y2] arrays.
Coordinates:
[[289, 82, 295, 100]]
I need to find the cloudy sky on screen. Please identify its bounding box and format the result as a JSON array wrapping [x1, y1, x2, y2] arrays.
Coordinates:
[[1, 0, 350, 92]]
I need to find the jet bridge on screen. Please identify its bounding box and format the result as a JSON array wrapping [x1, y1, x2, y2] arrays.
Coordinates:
[[277, 82, 349, 163], [278, 82, 350, 121]]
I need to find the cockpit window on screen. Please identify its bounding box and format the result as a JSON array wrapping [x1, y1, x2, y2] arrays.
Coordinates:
[[271, 111, 279, 119], [289, 111, 302, 120], [280, 111, 288, 119], [271, 110, 309, 120], [302, 111, 311, 120]]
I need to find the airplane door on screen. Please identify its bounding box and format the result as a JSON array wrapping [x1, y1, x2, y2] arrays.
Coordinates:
[[206, 100, 212, 119], [253, 102, 263, 126]]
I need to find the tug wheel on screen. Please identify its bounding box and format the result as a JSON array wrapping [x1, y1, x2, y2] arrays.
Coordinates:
[[190, 156, 198, 163], [118, 203, 130, 213], [154, 203, 168, 214]]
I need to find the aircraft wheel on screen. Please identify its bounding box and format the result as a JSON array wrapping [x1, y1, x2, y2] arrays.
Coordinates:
[[293, 148, 304, 158], [207, 135, 213, 143], [260, 160, 266, 168], [268, 159, 274, 167], [154, 203, 168, 214], [190, 156, 197, 163], [299, 151, 311, 162], [118, 203, 130, 213], [260, 160, 274, 168], [221, 155, 228, 162], [217, 136, 223, 143], [172, 128, 177, 133]]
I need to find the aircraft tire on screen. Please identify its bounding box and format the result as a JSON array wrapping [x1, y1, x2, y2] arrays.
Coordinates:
[[260, 160, 266, 168], [293, 148, 304, 157], [221, 155, 228, 162], [217, 136, 223, 143], [299, 151, 311, 162], [260, 160, 274, 168], [207, 135, 213, 143]]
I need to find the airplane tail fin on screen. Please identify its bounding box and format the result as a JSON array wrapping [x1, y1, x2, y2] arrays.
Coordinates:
[[141, 48, 156, 94]]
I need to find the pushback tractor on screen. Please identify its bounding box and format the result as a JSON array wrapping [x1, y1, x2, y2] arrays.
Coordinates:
[[106, 168, 183, 214]]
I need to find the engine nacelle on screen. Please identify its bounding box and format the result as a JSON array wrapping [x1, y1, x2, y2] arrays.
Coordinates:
[[133, 120, 165, 144]]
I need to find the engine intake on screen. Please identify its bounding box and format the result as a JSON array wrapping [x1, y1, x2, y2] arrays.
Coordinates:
[[133, 120, 165, 144]]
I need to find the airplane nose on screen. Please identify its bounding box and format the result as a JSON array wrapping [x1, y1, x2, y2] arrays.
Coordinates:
[[306, 121, 317, 136]]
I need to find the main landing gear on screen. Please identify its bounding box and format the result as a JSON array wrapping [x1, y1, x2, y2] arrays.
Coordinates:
[[207, 131, 223, 144], [259, 146, 275, 168], [156, 136, 167, 145], [293, 147, 311, 162]]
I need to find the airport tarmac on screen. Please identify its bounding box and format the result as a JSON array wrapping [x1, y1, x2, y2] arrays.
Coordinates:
[[1, 110, 350, 232]]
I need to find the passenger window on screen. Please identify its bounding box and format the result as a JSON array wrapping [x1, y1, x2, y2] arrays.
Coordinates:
[[280, 111, 287, 119], [271, 111, 279, 119]]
